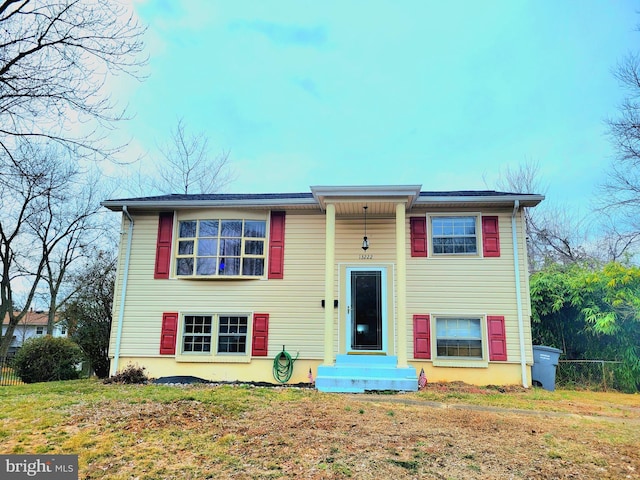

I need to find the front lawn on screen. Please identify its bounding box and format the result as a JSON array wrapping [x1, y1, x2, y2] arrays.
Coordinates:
[[0, 380, 638, 479]]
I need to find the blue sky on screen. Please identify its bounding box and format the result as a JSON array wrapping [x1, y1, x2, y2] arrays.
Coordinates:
[[112, 1, 638, 208]]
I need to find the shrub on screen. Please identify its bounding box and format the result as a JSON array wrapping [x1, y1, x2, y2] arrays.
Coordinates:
[[103, 364, 148, 384], [13, 336, 84, 383]]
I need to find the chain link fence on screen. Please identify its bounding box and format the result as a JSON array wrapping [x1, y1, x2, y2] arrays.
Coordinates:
[[556, 360, 625, 391]]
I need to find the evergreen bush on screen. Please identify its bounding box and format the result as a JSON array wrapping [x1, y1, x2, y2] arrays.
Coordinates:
[[13, 336, 84, 383]]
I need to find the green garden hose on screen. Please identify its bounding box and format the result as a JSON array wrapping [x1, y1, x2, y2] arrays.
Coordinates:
[[272, 346, 299, 383]]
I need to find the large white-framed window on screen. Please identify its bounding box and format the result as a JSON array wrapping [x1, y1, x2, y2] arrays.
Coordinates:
[[180, 313, 250, 357], [430, 215, 479, 255], [176, 219, 266, 277], [435, 316, 483, 359]]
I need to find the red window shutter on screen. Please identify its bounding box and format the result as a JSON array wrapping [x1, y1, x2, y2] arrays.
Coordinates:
[[410, 217, 428, 257], [487, 315, 507, 361], [268, 212, 286, 279], [413, 314, 431, 359], [160, 312, 178, 355], [154, 212, 174, 279], [252, 313, 269, 356], [482, 216, 500, 257]]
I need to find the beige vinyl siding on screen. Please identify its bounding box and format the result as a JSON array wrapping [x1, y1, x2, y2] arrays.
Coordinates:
[[405, 208, 533, 364], [334, 217, 397, 263], [110, 210, 329, 359], [334, 217, 397, 353], [110, 204, 534, 366]]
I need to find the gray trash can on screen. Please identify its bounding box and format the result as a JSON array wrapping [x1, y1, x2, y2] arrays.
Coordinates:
[[531, 345, 562, 391]]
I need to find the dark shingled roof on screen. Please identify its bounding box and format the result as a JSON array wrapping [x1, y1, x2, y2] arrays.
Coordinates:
[[100, 188, 544, 212], [104, 190, 526, 203], [104, 192, 314, 203], [420, 190, 524, 197]]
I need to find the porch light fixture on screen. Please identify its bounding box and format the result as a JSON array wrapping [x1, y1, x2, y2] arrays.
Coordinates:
[[362, 205, 369, 251]]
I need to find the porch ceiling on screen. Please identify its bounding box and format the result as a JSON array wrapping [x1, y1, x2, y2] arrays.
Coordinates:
[[311, 185, 422, 216], [331, 199, 407, 216]]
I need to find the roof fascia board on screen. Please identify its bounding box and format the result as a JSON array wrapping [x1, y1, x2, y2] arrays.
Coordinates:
[[415, 194, 544, 208], [101, 189, 545, 212], [101, 197, 319, 212], [311, 185, 422, 210]]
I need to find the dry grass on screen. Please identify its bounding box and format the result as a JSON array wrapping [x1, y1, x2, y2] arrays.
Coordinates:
[[0, 380, 638, 479]]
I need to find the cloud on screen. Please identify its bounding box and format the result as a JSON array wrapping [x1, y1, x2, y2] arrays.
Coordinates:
[[232, 20, 327, 47]]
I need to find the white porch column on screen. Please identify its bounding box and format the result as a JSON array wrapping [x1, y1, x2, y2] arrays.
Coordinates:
[[395, 202, 408, 368], [323, 203, 336, 365]]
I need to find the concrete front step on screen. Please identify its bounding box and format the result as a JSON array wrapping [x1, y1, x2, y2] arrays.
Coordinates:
[[315, 355, 418, 393], [316, 376, 418, 393], [332, 354, 399, 366]]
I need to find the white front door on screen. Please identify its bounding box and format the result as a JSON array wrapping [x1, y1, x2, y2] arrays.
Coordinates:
[[346, 267, 387, 353]]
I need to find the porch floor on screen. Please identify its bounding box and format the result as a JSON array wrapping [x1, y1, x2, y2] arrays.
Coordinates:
[[315, 354, 418, 393]]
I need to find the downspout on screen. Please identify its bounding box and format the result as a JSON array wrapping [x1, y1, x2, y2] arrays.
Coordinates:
[[511, 200, 529, 388], [111, 206, 134, 376]]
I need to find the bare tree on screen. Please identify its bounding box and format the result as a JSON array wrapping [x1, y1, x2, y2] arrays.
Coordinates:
[[495, 160, 547, 197], [495, 161, 596, 269], [153, 118, 235, 194], [594, 214, 640, 263], [0, 0, 144, 359], [0, 0, 146, 160], [0, 142, 104, 360], [62, 248, 116, 377], [528, 207, 592, 267], [593, 51, 640, 261], [0, 142, 56, 359], [498, 159, 640, 268], [29, 171, 105, 335], [601, 53, 640, 231]]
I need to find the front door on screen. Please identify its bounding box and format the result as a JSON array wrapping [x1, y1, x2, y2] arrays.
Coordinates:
[[346, 268, 386, 352]]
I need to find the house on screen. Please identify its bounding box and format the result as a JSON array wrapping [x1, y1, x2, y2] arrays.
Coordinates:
[[102, 185, 543, 392], [1, 311, 67, 356]]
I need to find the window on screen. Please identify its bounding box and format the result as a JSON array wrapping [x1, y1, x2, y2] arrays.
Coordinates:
[[176, 219, 266, 277], [181, 314, 249, 355], [217, 316, 248, 354], [35, 326, 44, 335], [431, 216, 477, 255], [183, 315, 213, 353], [435, 317, 482, 358]]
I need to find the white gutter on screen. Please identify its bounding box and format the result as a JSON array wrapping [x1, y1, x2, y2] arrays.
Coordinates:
[[111, 206, 134, 376], [511, 200, 529, 388], [101, 192, 545, 212], [101, 197, 320, 211], [416, 194, 544, 208]]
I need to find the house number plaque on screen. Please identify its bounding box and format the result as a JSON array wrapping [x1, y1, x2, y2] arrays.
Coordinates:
[[359, 254, 373, 260]]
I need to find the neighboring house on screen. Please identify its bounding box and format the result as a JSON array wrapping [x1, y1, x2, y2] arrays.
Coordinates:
[[1, 311, 67, 356], [102, 185, 543, 392]]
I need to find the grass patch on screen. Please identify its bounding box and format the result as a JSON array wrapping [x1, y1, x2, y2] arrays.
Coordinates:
[[416, 382, 640, 418], [0, 379, 638, 479], [388, 459, 419, 471]]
